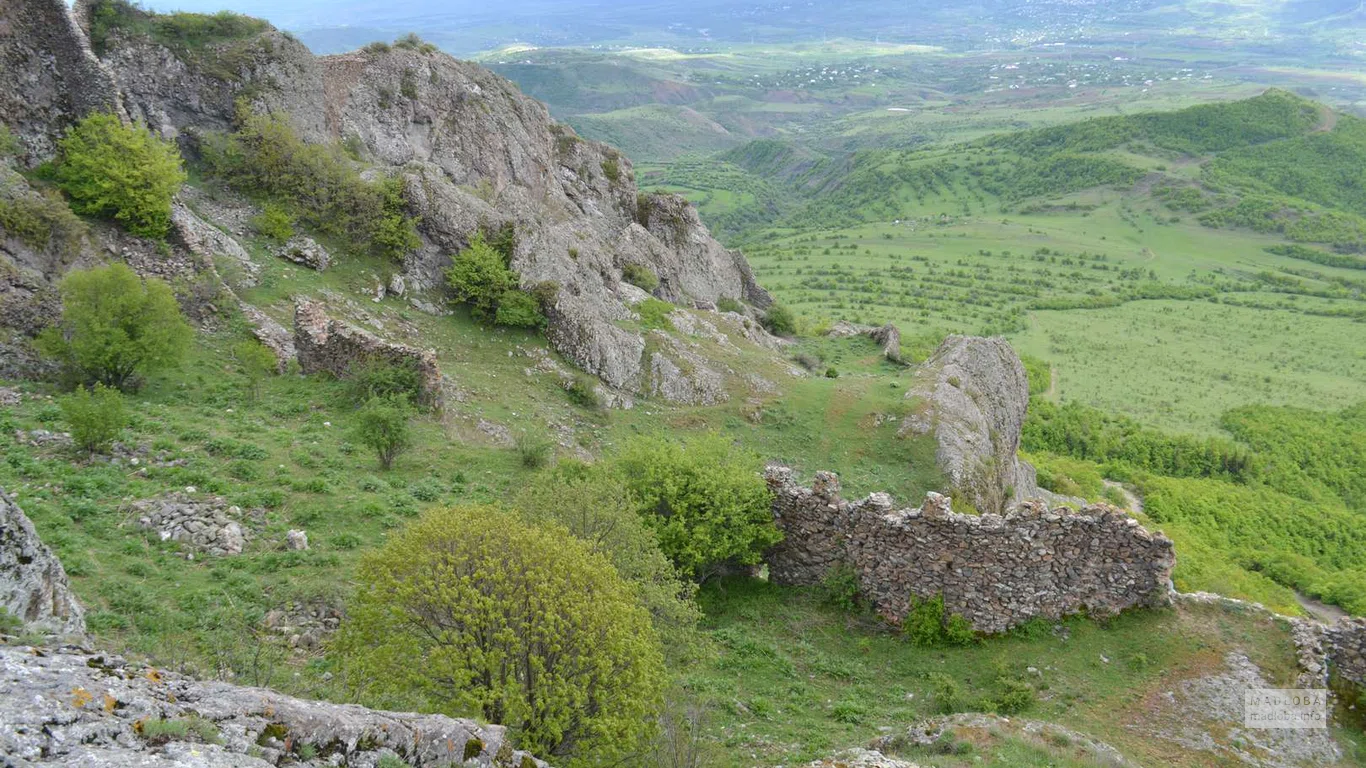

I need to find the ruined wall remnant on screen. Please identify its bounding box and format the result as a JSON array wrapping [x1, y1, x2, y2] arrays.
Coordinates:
[[765, 467, 1176, 633], [294, 301, 443, 409], [1326, 618, 1366, 690]]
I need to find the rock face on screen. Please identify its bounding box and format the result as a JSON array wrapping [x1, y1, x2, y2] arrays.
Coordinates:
[[764, 468, 1176, 634], [293, 300, 443, 409], [0, 490, 85, 635], [0, 645, 548, 767], [898, 335, 1042, 513], [0, 0, 123, 165], [273, 236, 330, 271]]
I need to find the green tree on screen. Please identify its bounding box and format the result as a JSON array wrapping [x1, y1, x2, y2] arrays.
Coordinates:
[[445, 233, 517, 321], [334, 504, 665, 765], [515, 462, 701, 639], [350, 395, 413, 470], [233, 339, 277, 401], [59, 384, 127, 454], [53, 113, 186, 238], [37, 263, 193, 391], [607, 433, 780, 580]]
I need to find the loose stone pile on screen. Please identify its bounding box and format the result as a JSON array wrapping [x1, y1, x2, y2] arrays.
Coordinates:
[[130, 494, 255, 557], [765, 468, 1176, 633]]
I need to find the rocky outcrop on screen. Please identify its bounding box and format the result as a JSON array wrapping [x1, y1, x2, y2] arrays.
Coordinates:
[[0, 0, 123, 165], [294, 300, 443, 409], [807, 750, 920, 767], [0, 490, 85, 636], [273, 236, 330, 271], [0, 645, 548, 767], [898, 335, 1043, 513], [826, 320, 902, 363], [764, 468, 1175, 633]]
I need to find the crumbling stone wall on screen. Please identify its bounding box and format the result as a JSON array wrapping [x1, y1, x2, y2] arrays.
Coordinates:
[[293, 301, 443, 409], [765, 467, 1176, 633], [1325, 618, 1366, 690]]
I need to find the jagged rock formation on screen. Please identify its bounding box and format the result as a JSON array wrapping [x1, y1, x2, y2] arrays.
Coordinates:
[[0, 489, 85, 636], [0, 0, 770, 404], [826, 320, 902, 362], [897, 335, 1044, 513], [293, 300, 443, 409], [764, 468, 1175, 633], [0, 645, 548, 767], [0, 0, 123, 165]]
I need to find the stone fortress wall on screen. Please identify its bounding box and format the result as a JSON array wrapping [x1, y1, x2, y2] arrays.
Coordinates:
[[764, 467, 1177, 633]]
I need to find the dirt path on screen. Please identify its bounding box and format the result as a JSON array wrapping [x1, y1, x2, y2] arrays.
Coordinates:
[[1102, 479, 1143, 514], [1314, 104, 1338, 134], [1295, 592, 1348, 624]]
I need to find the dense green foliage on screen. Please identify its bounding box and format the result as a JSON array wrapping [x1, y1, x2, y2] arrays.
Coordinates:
[[635, 297, 675, 330], [36, 263, 193, 391], [335, 504, 665, 765], [607, 434, 781, 580], [231, 340, 277, 401], [444, 233, 544, 327], [54, 114, 186, 238], [762, 303, 797, 336], [1265, 244, 1366, 270], [251, 203, 294, 242], [1222, 403, 1366, 511], [1207, 115, 1366, 221], [59, 384, 127, 454], [0, 178, 88, 256], [200, 109, 419, 261], [514, 462, 701, 639], [350, 396, 413, 470], [1022, 400, 1254, 481]]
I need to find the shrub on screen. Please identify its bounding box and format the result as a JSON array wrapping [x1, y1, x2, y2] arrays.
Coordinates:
[[137, 716, 221, 746], [445, 233, 544, 328], [233, 339, 277, 401], [335, 504, 665, 764], [762, 303, 797, 336], [0, 124, 17, 158], [351, 396, 413, 470], [53, 113, 186, 238], [716, 297, 744, 314], [515, 462, 701, 639], [824, 367, 838, 379], [990, 676, 1036, 714], [903, 594, 975, 646], [819, 563, 861, 612], [622, 262, 660, 292], [930, 673, 963, 714], [37, 263, 193, 391], [607, 433, 780, 580], [60, 384, 127, 454], [0, 183, 88, 256], [635, 298, 675, 331], [565, 374, 601, 410], [200, 109, 418, 261], [514, 432, 552, 468], [344, 358, 423, 406], [601, 155, 622, 183], [251, 203, 294, 241]]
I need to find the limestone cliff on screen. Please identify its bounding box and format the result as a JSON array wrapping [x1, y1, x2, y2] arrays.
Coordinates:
[[0, 0, 775, 404], [0, 489, 85, 636]]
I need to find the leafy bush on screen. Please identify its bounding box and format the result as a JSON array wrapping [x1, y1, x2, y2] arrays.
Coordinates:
[[930, 673, 963, 714], [335, 504, 665, 765], [60, 384, 127, 454], [200, 109, 418, 261], [1019, 355, 1051, 396], [514, 432, 552, 468], [824, 367, 838, 379], [0, 181, 88, 256], [53, 113, 186, 238], [635, 298, 675, 330], [344, 358, 423, 406], [351, 396, 413, 470], [515, 462, 701, 638], [445, 233, 544, 327], [37, 263, 193, 391], [622, 263, 660, 292], [607, 433, 780, 580], [601, 155, 622, 183], [564, 374, 601, 410], [233, 339, 277, 401], [715, 297, 744, 314], [819, 564, 861, 612], [902, 594, 975, 647], [762, 303, 797, 336], [251, 203, 294, 241]]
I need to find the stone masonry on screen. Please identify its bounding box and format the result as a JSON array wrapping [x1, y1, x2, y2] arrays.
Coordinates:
[[294, 300, 443, 410], [1325, 618, 1366, 690], [765, 467, 1176, 633]]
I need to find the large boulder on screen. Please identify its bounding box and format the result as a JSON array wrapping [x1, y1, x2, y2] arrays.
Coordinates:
[[898, 335, 1043, 513], [0, 489, 85, 636], [0, 645, 548, 767]]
